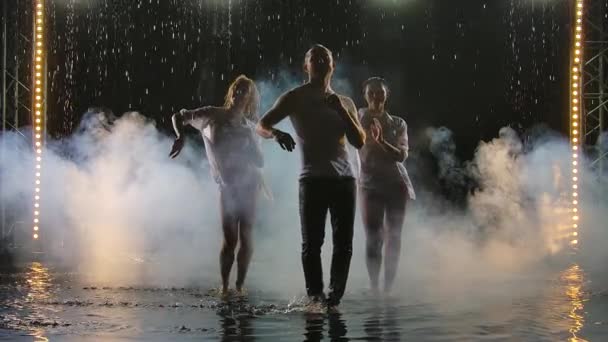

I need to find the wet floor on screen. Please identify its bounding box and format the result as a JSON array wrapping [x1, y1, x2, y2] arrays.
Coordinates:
[[1, 262, 608, 341]]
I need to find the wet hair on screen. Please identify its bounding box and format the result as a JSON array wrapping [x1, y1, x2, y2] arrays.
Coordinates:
[[223, 74, 260, 122], [362, 77, 390, 97], [305, 44, 333, 61]]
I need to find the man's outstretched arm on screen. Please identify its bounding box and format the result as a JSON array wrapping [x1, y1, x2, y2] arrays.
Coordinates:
[[256, 92, 296, 151], [256, 92, 292, 138]]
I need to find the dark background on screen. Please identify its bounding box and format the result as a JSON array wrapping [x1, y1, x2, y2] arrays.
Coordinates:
[[39, 0, 571, 158], [2, 0, 572, 165]]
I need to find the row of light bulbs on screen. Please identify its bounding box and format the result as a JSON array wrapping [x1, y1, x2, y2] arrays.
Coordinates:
[[33, 0, 45, 240], [26, 1, 584, 245], [570, 0, 584, 246]]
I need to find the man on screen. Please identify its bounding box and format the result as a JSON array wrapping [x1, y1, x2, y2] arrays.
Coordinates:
[[256, 44, 365, 310]]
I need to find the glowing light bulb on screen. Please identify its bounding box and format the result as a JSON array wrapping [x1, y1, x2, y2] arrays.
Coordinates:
[[573, 177, 578, 181], [34, 226, 39, 231], [573, 232, 578, 236], [571, 239, 578, 245], [573, 200, 578, 205], [573, 192, 578, 197], [33, 233, 39, 239], [573, 161, 578, 166]]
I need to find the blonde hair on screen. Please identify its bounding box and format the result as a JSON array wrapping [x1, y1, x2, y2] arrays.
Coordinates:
[[223, 74, 260, 122]]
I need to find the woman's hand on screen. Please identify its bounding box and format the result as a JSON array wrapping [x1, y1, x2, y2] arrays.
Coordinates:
[[371, 118, 384, 143]]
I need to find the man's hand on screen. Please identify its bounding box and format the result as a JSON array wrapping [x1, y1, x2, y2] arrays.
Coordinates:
[[169, 137, 185, 158], [273, 129, 296, 152]]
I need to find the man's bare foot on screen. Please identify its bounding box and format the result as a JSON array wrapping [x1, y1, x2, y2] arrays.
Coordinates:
[[304, 301, 325, 314], [327, 305, 341, 314], [304, 295, 326, 314]]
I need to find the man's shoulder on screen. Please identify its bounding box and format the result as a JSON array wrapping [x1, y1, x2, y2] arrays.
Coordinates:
[[278, 85, 307, 103], [336, 93, 355, 103], [336, 93, 356, 111], [286, 84, 308, 96]]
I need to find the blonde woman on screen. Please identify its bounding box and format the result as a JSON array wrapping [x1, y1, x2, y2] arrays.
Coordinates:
[[170, 75, 263, 296]]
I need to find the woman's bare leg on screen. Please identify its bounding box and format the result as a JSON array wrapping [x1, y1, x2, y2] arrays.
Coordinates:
[[384, 191, 407, 294], [220, 190, 239, 294], [360, 189, 385, 293], [235, 183, 258, 292]]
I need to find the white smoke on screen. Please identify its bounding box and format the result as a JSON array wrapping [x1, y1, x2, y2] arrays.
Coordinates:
[[1, 84, 607, 303]]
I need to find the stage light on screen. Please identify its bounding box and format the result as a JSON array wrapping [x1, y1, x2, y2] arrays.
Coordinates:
[[32, 1, 46, 241], [569, 0, 584, 249]]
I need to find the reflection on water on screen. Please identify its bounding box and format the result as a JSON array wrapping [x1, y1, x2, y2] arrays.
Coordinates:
[[2, 262, 607, 340], [363, 305, 402, 341], [219, 312, 255, 342], [26, 262, 52, 341], [26, 262, 52, 302], [304, 313, 348, 341], [561, 263, 588, 342]]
